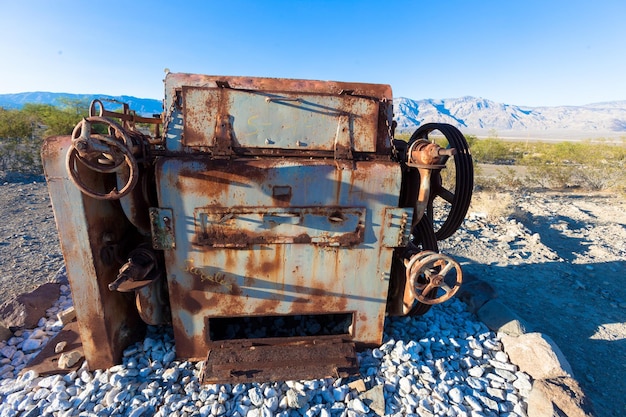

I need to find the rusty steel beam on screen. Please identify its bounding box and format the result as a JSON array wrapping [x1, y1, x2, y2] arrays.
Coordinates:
[[42, 136, 145, 370]]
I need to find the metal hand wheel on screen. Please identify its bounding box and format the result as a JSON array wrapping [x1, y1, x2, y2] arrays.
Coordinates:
[[66, 116, 139, 200], [405, 251, 463, 305], [388, 215, 440, 316]]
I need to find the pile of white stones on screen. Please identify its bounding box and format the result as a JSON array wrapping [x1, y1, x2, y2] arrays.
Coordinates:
[[0, 285, 531, 417]]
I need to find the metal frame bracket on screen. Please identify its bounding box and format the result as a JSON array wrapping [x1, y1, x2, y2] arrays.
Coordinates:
[[149, 208, 176, 250], [381, 207, 413, 247]]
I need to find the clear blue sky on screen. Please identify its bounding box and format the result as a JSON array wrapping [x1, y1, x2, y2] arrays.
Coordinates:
[[1, 0, 625, 107]]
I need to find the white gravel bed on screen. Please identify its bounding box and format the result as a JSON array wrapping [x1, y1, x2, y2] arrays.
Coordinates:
[[0, 279, 531, 417]]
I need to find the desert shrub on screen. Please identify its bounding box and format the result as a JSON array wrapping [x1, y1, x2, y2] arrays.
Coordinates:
[[358, 131, 625, 192], [495, 167, 524, 189], [525, 163, 575, 189], [520, 141, 626, 190], [0, 102, 90, 176], [469, 191, 515, 220], [0, 108, 40, 174], [470, 138, 515, 164], [394, 132, 410, 142], [474, 167, 525, 191]]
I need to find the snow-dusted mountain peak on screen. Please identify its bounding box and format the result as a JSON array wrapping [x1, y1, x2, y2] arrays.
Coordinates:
[[393, 96, 626, 139]]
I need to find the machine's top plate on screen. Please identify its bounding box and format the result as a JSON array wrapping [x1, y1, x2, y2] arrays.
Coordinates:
[[163, 73, 393, 155]]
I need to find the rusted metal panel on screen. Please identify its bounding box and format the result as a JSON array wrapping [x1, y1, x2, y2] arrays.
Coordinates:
[[42, 136, 145, 370], [181, 86, 378, 154], [155, 157, 401, 360], [165, 73, 392, 155], [22, 321, 84, 376], [166, 72, 393, 103], [194, 206, 365, 247], [182, 87, 220, 148], [200, 337, 358, 384]]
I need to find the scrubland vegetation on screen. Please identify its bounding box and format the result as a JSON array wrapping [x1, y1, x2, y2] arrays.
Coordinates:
[[396, 132, 626, 193], [0, 100, 89, 175], [1, 105, 625, 194], [472, 135, 626, 192]]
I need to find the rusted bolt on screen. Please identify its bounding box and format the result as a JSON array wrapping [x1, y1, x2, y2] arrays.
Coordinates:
[[438, 148, 457, 157], [102, 232, 115, 244], [75, 140, 88, 152]]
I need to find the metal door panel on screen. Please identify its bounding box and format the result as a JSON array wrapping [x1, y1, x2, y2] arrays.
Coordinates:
[[155, 158, 405, 359], [182, 87, 378, 152]]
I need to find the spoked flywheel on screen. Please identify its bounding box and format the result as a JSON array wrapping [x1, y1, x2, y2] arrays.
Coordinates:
[[408, 123, 473, 240]]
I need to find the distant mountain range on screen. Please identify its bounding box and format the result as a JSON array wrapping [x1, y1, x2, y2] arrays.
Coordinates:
[[394, 97, 626, 140], [0, 92, 162, 117], [1, 92, 625, 140]]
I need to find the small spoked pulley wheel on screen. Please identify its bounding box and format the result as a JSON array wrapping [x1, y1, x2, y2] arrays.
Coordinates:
[[405, 251, 463, 305], [387, 215, 441, 316], [408, 123, 473, 240], [66, 116, 139, 200]]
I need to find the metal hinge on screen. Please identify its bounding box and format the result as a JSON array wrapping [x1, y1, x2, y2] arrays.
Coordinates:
[[381, 207, 413, 247], [212, 113, 233, 157], [334, 114, 353, 160]]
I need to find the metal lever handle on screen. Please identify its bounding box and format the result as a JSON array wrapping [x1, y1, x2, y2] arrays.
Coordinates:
[[265, 97, 301, 102]]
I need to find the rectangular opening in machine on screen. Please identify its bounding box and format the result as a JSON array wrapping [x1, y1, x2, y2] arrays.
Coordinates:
[[208, 312, 354, 341]]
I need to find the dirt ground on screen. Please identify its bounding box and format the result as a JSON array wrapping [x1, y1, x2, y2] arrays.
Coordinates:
[[0, 177, 625, 417], [0, 178, 64, 306], [441, 190, 626, 417]]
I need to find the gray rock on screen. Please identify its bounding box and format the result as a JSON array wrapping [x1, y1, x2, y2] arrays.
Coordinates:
[[286, 389, 308, 409], [248, 387, 264, 407], [0, 323, 13, 342], [448, 387, 463, 404], [527, 377, 595, 417], [0, 283, 61, 331], [359, 384, 385, 416], [456, 278, 498, 314], [350, 397, 370, 414], [21, 338, 42, 352], [500, 333, 574, 380], [468, 366, 484, 378], [476, 299, 529, 336], [58, 351, 83, 369]]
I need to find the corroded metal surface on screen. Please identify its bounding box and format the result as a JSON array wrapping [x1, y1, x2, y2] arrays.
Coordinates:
[[22, 321, 84, 376], [407, 123, 474, 240], [155, 157, 407, 360], [194, 206, 366, 247], [181, 87, 378, 154], [200, 337, 358, 384], [163, 73, 393, 155], [42, 136, 145, 369], [40, 74, 472, 382]]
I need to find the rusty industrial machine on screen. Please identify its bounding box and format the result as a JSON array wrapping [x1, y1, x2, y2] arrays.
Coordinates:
[[41, 72, 473, 382]]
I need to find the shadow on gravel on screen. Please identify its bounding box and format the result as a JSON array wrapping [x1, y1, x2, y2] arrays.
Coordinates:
[[0, 172, 45, 184], [515, 212, 593, 262], [462, 257, 626, 417]]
